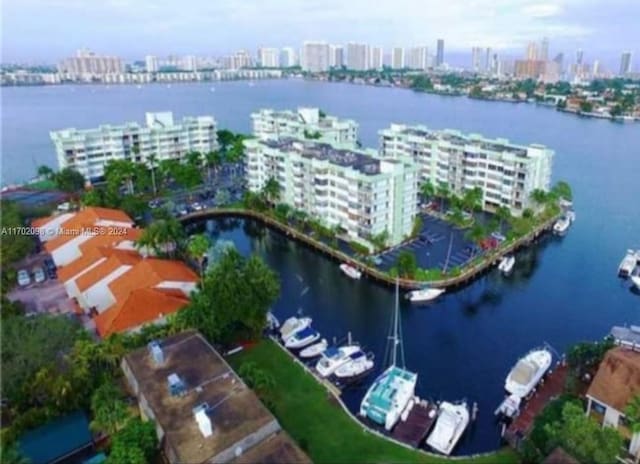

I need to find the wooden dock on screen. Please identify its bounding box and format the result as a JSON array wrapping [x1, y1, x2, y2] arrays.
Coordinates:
[[503, 363, 568, 448], [391, 402, 438, 448]]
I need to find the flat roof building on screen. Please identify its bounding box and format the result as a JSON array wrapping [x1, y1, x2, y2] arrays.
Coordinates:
[[122, 331, 310, 464]]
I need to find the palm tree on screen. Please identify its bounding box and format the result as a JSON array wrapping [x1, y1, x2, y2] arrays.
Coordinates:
[[37, 164, 55, 180], [136, 217, 185, 258], [420, 180, 435, 203], [495, 205, 512, 231], [436, 182, 450, 212], [205, 151, 222, 182], [147, 154, 158, 196], [104, 159, 137, 195], [462, 187, 483, 216], [187, 234, 210, 278], [624, 395, 640, 463], [530, 189, 548, 209], [262, 177, 281, 207], [90, 382, 131, 436], [186, 151, 204, 169]]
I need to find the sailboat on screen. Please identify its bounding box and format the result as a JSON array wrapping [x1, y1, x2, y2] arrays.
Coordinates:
[[359, 280, 418, 431]]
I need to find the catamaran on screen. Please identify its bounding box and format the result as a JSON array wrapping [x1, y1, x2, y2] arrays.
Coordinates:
[[505, 348, 552, 398], [498, 255, 516, 274], [299, 339, 328, 358], [340, 263, 362, 279], [406, 286, 445, 303], [316, 344, 362, 377], [279, 316, 312, 341], [333, 350, 374, 380], [359, 280, 418, 431], [426, 401, 470, 455], [284, 327, 321, 349]]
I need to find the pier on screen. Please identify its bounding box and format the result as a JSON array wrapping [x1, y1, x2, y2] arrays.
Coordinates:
[[182, 207, 561, 290], [391, 401, 438, 448]]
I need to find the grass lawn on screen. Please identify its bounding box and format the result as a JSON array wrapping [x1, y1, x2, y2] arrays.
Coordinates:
[[228, 340, 519, 464]]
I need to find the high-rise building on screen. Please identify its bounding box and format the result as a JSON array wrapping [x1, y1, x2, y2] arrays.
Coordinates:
[[183, 55, 197, 72], [379, 124, 554, 216], [526, 42, 539, 61], [251, 107, 358, 148], [540, 37, 549, 61], [620, 51, 633, 76], [244, 138, 419, 247], [553, 53, 564, 74], [145, 55, 159, 73], [592, 60, 600, 77], [369, 46, 384, 70], [57, 49, 124, 77], [258, 48, 280, 68], [406, 46, 428, 70], [471, 47, 483, 72], [491, 53, 500, 75], [302, 42, 330, 72], [229, 50, 253, 69], [346, 42, 369, 71], [392, 47, 405, 69], [576, 49, 584, 65], [50, 112, 218, 180], [514, 59, 547, 79], [483, 48, 492, 73], [329, 45, 344, 68], [280, 47, 297, 67], [436, 39, 445, 67]]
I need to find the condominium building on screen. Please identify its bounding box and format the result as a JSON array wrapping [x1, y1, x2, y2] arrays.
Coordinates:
[[620, 52, 633, 76], [369, 47, 384, 70], [258, 47, 280, 68], [346, 43, 369, 71], [436, 39, 445, 67], [244, 138, 419, 246], [379, 124, 553, 215], [302, 42, 330, 72], [145, 55, 159, 73], [51, 112, 217, 180], [405, 46, 429, 70], [329, 45, 345, 68], [280, 47, 298, 67], [392, 47, 405, 69], [58, 49, 124, 77], [251, 107, 358, 148]]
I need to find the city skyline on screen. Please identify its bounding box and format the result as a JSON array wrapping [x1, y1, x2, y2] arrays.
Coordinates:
[[3, 0, 639, 65]]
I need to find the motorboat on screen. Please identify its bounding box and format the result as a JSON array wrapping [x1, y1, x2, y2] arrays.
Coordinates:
[[426, 401, 470, 455], [505, 348, 552, 398], [316, 345, 361, 377], [619, 250, 640, 277], [279, 316, 312, 340], [498, 255, 516, 274], [494, 394, 522, 419], [631, 275, 640, 290], [566, 210, 576, 223], [406, 287, 445, 303], [360, 280, 417, 431], [340, 263, 362, 279], [553, 217, 570, 235], [333, 350, 374, 380], [284, 327, 321, 349], [299, 339, 328, 358]]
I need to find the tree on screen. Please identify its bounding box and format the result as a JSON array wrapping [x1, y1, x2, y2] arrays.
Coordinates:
[[187, 234, 210, 278], [175, 248, 280, 344], [217, 129, 236, 151], [1, 201, 35, 266], [580, 101, 594, 113], [136, 217, 185, 258], [420, 180, 435, 202], [411, 75, 433, 91], [106, 417, 158, 464], [238, 362, 276, 396], [147, 154, 158, 196], [369, 230, 389, 252], [37, 165, 54, 180], [262, 177, 281, 206], [465, 223, 486, 244], [436, 182, 450, 211], [53, 167, 85, 193], [396, 250, 417, 278], [411, 215, 423, 237], [0, 444, 31, 464], [90, 381, 131, 435], [205, 151, 223, 181], [625, 395, 640, 463], [462, 187, 483, 215], [104, 159, 139, 195], [214, 188, 230, 206], [552, 181, 572, 201], [81, 188, 106, 207], [530, 189, 549, 210], [495, 206, 512, 231]]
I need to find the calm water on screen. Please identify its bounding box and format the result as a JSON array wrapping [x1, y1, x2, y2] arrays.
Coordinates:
[[2, 80, 640, 454]]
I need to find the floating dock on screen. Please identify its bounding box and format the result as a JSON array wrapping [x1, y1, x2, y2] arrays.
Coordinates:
[[391, 401, 438, 448]]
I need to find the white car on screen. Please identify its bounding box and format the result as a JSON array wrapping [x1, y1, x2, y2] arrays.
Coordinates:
[[17, 269, 31, 286], [191, 202, 203, 211], [33, 266, 46, 283]]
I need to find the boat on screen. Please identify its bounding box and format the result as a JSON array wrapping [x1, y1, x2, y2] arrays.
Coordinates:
[[406, 286, 445, 303], [553, 217, 570, 235], [359, 280, 418, 431], [316, 345, 361, 377], [284, 327, 321, 349], [333, 350, 374, 380], [631, 275, 640, 290], [498, 255, 515, 274], [505, 348, 552, 398], [619, 250, 640, 277], [299, 339, 328, 358], [566, 210, 576, 223], [340, 263, 362, 279], [279, 316, 312, 340], [425, 401, 470, 455], [494, 393, 522, 419], [266, 312, 280, 332]]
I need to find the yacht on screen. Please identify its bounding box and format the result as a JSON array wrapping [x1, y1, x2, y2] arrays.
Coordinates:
[[340, 263, 362, 279], [279, 316, 312, 340], [426, 401, 470, 455], [495, 393, 522, 419], [631, 275, 640, 290], [299, 339, 328, 358], [619, 250, 640, 277], [498, 256, 516, 274], [553, 217, 570, 235], [316, 345, 361, 377], [333, 350, 374, 380], [360, 280, 418, 431], [284, 327, 321, 349], [406, 287, 445, 303], [505, 348, 552, 398]]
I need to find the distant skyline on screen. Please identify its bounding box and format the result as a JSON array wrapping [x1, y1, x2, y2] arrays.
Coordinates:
[[2, 0, 639, 68]]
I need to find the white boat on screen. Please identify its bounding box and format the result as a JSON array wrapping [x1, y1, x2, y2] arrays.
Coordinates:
[[333, 350, 374, 380], [316, 345, 361, 377], [284, 327, 321, 349], [553, 217, 570, 235], [426, 401, 470, 455], [631, 275, 640, 290], [279, 316, 312, 340], [360, 280, 418, 431], [299, 339, 328, 358], [406, 287, 445, 303], [498, 256, 516, 274], [619, 250, 640, 277], [566, 210, 576, 223], [266, 312, 280, 331], [505, 348, 552, 398], [340, 263, 362, 279], [495, 393, 522, 419]]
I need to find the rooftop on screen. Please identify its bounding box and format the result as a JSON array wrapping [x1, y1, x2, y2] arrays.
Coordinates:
[[123, 331, 308, 463], [587, 347, 640, 412]]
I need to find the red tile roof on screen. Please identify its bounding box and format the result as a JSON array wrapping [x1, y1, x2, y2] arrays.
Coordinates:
[[75, 249, 142, 292]]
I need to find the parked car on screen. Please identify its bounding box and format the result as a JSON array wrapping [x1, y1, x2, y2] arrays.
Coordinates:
[[44, 257, 56, 272], [32, 266, 46, 283], [17, 269, 31, 286], [191, 202, 203, 211]]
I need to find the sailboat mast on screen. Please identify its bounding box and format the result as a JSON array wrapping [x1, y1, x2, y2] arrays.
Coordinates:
[[392, 279, 399, 367]]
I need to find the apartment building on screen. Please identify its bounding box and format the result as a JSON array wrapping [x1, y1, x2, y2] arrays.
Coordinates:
[[57, 49, 124, 78], [251, 107, 358, 148], [244, 138, 419, 247], [301, 41, 330, 72], [379, 124, 553, 215], [50, 111, 217, 180]]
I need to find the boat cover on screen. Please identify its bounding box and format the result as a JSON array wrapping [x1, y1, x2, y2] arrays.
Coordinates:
[[510, 360, 538, 385]]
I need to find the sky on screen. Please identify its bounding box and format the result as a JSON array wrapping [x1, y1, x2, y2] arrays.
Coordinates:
[[2, 0, 639, 69]]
